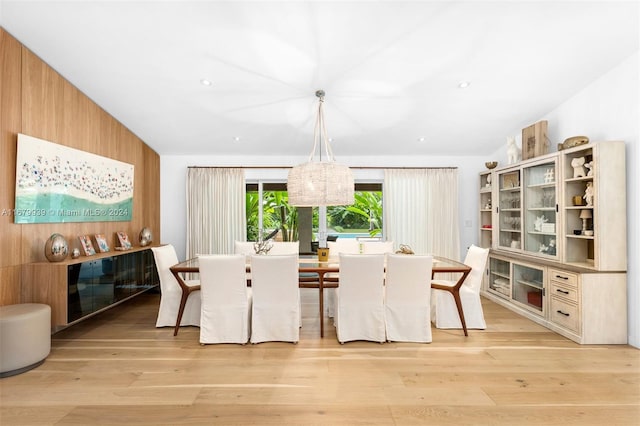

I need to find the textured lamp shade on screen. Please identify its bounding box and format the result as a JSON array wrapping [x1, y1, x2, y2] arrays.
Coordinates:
[[288, 161, 354, 207], [579, 209, 592, 219], [287, 89, 354, 207]]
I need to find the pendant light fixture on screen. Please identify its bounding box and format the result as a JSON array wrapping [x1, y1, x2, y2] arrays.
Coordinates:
[[287, 90, 354, 207]]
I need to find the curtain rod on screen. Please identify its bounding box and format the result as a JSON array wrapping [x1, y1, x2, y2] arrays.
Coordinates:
[[187, 166, 458, 170]]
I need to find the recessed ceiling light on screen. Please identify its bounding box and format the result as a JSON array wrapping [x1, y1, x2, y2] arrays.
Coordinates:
[[200, 79, 212, 86], [458, 81, 471, 89], [417, 137, 426, 142], [233, 136, 241, 142]]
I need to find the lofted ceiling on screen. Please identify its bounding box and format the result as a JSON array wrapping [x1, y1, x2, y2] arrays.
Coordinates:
[[1, 1, 638, 158]]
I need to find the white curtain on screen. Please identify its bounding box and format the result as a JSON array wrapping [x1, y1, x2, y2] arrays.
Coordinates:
[[383, 168, 460, 261], [186, 168, 246, 258]]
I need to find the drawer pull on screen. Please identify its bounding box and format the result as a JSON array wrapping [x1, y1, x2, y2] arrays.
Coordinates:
[[557, 310, 570, 317], [556, 289, 569, 295], [555, 275, 569, 280]]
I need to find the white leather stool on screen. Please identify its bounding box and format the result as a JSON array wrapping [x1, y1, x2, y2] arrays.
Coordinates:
[[0, 303, 51, 378]]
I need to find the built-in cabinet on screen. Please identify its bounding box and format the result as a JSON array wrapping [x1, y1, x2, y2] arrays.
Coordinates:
[[479, 141, 627, 344], [22, 247, 159, 331]]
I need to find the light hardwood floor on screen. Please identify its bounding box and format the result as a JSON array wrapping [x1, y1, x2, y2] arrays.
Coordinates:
[[1, 289, 638, 425]]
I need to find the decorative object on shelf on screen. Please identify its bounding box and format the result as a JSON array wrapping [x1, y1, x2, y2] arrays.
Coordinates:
[[116, 231, 132, 250], [139, 227, 153, 247], [583, 182, 594, 206], [253, 239, 273, 255], [484, 198, 491, 210], [287, 90, 354, 207], [44, 233, 69, 262], [485, 174, 492, 188], [78, 235, 96, 256], [572, 195, 585, 206], [506, 136, 521, 164], [584, 230, 594, 236], [585, 161, 593, 176], [94, 234, 110, 252], [558, 135, 589, 151], [71, 248, 81, 259], [510, 239, 520, 249], [485, 161, 498, 170], [571, 157, 586, 178], [544, 168, 554, 183], [579, 209, 592, 234], [522, 120, 549, 160], [533, 215, 548, 232]]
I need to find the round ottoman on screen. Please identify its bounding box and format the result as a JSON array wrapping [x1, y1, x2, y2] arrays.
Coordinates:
[[0, 303, 51, 378]]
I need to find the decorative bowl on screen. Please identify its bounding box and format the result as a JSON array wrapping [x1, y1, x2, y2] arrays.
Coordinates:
[[485, 161, 498, 170]]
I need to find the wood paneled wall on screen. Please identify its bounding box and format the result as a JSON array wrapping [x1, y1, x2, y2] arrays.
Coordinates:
[[0, 29, 160, 306]]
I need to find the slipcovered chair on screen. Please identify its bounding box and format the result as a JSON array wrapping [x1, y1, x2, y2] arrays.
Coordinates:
[[250, 254, 300, 344], [151, 245, 201, 329], [384, 254, 434, 343], [363, 241, 394, 254], [198, 254, 252, 345], [268, 241, 299, 255], [234, 241, 256, 256], [431, 245, 490, 330], [325, 240, 361, 317], [334, 254, 386, 344]]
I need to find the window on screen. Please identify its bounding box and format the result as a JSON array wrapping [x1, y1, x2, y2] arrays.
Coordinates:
[[246, 182, 383, 245]]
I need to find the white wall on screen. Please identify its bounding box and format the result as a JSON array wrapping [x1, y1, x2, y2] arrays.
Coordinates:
[[161, 51, 639, 348], [160, 154, 486, 263]]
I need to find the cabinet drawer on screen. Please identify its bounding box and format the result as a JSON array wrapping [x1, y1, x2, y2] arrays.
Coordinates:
[[549, 269, 578, 287], [550, 282, 579, 303], [550, 297, 579, 333]]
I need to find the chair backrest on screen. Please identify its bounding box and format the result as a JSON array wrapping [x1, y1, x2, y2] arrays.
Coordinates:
[[338, 254, 385, 302], [198, 254, 248, 308], [385, 254, 433, 303], [234, 241, 256, 256], [462, 245, 490, 293], [250, 254, 299, 306], [328, 240, 361, 258], [268, 241, 299, 255], [151, 245, 181, 295], [363, 241, 394, 254]]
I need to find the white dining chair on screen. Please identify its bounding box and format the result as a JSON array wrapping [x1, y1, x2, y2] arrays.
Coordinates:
[[198, 254, 252, 345], [384, 254, 434, 342], [324, 240, 361, 317], [363, 241, 394, 254], [268, 241, 299, 255], [151, 244, 201, 329], [250, 254, 300, 344], [334, 254, 386, 344], [431, 245, 490, 330]]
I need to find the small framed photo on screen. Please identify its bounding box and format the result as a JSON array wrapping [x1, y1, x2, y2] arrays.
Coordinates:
[[116, 231, 132, 250], [94, 234, 110, 253], [78, 235, 96, 256]]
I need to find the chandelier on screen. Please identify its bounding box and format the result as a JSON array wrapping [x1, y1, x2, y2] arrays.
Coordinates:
[[287, 90, 354, 207]]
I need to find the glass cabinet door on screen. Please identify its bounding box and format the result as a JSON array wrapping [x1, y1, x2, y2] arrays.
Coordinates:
[[523, 159, 559, 259], [512, 263, 545, 315], [497, 169, 522, 250], [488, 257, 511, 298]]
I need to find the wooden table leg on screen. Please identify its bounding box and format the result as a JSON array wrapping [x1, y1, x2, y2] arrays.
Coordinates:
[[173, 291, 189, 336], [318, 272, 325, 338], [451, 289, 468, 337], [431, 269, 470, 337]]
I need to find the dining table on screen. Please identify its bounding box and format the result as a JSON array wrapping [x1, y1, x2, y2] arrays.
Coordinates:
[[169, 255, 472, 338]]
